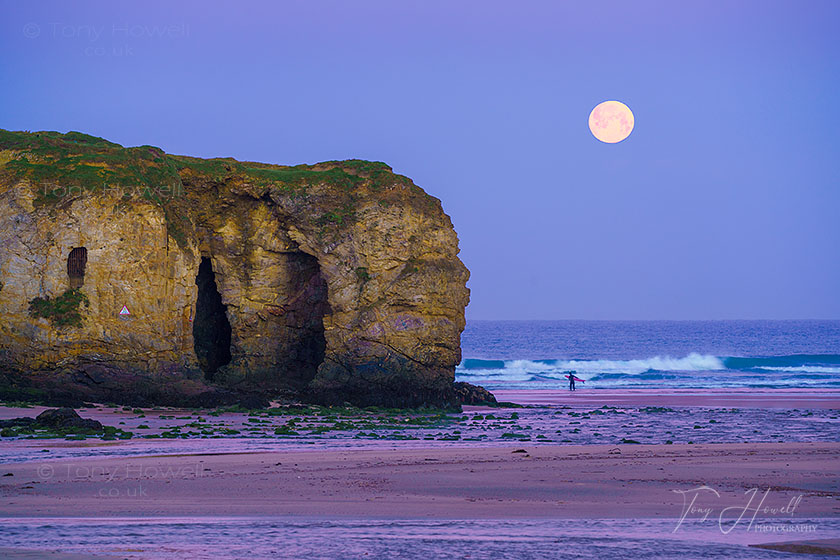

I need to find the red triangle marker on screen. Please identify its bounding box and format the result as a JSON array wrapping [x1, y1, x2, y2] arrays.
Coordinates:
[[119, 305, 130, 316]]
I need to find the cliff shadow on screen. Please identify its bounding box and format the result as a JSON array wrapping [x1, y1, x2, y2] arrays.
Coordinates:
[[275, 251, 329, 390], [193, 257, 232, 380]]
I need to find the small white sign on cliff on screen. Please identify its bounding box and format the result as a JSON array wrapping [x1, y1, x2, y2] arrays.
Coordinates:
[[119, 305, 131, 316]]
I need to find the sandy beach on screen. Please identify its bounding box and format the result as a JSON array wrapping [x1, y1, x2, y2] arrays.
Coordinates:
[[1, 389, 839, 557], [2, 441, 839, 520]]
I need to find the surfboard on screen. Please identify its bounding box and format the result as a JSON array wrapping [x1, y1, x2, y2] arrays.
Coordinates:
[[565, 374, 584, 383]]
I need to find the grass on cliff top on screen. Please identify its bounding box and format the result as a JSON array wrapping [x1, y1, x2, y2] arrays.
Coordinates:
[[172, 156, 407, 193], [28, 289, 89, 328], [0, 129, 410, 197], [0, 129, 180, 204], [0, 129, 422, 244], [0, 129, 122, 155]]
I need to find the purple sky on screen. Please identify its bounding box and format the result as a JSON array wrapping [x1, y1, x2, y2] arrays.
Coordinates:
[[2, 1, 838, 320]]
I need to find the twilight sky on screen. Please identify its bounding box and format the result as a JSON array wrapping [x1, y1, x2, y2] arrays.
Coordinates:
[[1, 1, 838, 320]]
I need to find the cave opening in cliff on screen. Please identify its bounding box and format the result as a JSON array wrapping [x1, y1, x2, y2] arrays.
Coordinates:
[[193, 257, 232, 380], [278, 252, 329, 389], [67, 247, 87, 289]]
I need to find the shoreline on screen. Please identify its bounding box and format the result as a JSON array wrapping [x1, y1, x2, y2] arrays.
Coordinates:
[[491, 387, 840, 408]]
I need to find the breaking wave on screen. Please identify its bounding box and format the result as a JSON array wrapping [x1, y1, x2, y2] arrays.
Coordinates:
[[459, 353, 724, 376], [456, 354, 840, 388]]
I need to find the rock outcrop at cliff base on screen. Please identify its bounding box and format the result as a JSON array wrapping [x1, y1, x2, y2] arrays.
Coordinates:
[[0, 129, 477, 408]]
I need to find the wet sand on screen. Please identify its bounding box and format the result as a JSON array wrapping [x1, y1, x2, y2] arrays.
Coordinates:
[[750, 538, 840, 555], [2, 442, 838, 519], [0, 549, 120, 560]]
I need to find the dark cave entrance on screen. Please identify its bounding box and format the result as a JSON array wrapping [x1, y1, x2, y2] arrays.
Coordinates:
[[193, 257, 232, 380], [67, 247, 87, 289], [280, 252, 329, 389]]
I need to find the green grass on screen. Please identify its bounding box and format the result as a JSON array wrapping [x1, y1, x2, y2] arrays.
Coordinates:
[[317, 203, 357, 227], [0, 130, 411, 202], [0, 130, 408, 197], [0, 129, 434, 254], [28, 289, 89, 328], [0, 129, 120, 155], [355, 267, 371, 282], [247, 165, 360, 190]]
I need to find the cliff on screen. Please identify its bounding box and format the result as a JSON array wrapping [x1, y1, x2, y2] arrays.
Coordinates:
[[0, 130, 472, 407]]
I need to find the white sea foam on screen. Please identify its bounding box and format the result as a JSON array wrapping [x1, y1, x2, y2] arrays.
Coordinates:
[[456, 353, 725, 379], [757, 366, 840, 374]]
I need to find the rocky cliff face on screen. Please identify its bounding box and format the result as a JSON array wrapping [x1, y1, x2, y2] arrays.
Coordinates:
[[0, 130, 470, 407]]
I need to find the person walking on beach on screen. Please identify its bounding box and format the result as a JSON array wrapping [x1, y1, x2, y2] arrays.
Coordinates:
[[568, 371, 577, 391]]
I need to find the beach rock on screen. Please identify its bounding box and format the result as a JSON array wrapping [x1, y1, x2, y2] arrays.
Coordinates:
[[0, 130, 470, 408], [35, 408, 103, 431], [0, 416, 36, 428], [452, 381, 498, 405]]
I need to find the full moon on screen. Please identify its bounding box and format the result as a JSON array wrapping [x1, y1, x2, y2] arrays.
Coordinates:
[[588, 100, 634, 143]]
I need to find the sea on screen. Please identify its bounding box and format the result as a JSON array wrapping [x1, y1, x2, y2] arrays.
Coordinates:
[[457, 320, 840, 391]]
